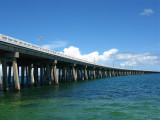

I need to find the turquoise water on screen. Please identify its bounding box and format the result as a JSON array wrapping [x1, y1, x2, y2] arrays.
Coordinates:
[[0, 74, 160, 120]]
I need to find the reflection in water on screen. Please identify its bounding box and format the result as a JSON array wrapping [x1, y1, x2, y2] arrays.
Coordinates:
[[0, 74, 160, 120]]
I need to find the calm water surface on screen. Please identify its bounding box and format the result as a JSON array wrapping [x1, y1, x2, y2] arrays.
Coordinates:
[[0, 74, 160, 120]]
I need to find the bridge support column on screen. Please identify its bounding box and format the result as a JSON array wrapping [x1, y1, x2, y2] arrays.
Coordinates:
[[100, 69, 102, 78], [109, 70, 111, 77], [67, 67, 71, 82], [31, 64, 34, 85], [51, 67, 54, 84], [12, 60, 20, 91], [77, 68, 80, 80], [58, 68, 61, 82], [81, 68, 84, 80], [34, 65, 38, 86], [8, 64, 11, 84], [127, 71, 129, 75], [46, 63, 51, 85], [2, 58, 9, 91], [93, 68, 96, 79], [12, 52, 20, 91], [72, 64, 77, 81], [87, 69, 90, 79], [112, 70, 115, 77], [105, 70, 107, 77], [64, 67, 67, 81], [125, 71, 127, 76], [62, 67, 65, 82], [27, 65, 31, 86], [40, 65, 44, 85], [53, 60, 58, 85], [21, 65, 25, 85], [92, 69, 94, 79], [98, 70, 100, 78], [95, 70, 98, 78], [116, 71, 119, 76], [84, 66, 88, 80], [118, 71, 120, 76], [26, 66, 29, 85]]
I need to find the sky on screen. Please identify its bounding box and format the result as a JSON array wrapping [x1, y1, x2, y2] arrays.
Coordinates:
[[0, 0, 160, 72]]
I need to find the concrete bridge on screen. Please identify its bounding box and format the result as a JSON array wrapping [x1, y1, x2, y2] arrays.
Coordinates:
[[0, 34, 159, 91]]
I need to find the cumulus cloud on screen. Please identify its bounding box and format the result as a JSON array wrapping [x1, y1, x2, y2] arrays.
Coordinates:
[[140, 9, 154, 16], [62, 46, 159, 68], [63, 46, 118, 63], [42, 41, 67, 49], [116, 53, 159, 67]]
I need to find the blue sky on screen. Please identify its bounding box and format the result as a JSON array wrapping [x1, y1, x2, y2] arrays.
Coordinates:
[[0, 0, 160, 71]]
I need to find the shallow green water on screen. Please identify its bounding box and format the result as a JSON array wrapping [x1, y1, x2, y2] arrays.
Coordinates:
[[0, 74, 160, 120]]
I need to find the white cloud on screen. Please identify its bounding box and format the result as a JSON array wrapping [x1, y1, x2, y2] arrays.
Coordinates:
[[42, 41, 67, 49], [62, 46, 159, 68], [116, 53, 159, 67], [63, 46, 118, 63], [140, 9, 154, 16]]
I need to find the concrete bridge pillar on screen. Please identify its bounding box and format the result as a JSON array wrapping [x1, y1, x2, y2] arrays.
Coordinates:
[[81, 68, 84, 80], [30, 64, 34, 85], [72, 64, 77, 81], [109, 70, 112, 77], [91, 69, 94, 79], [34, 64, 38, 86], [87, 69, 90, 79], [21, 65, 25, 85], [100, 69, 102, 78], [62, 67, 65, 82], [104, 70, 107, 78], [26, 66, 28, 83], [27, 65, 32, 86], [53, 60, 59, 85], [127, 71, 130, 75], [66, 67, 70, 81], [96, 70, 99, 78], [8, 64, 11, 84], [12, 52, 20, 91], [68, 67, 72, 82], [84, 66, 88, 80], [58, 68, 61, 82], [2, 58, 9, 91], [51, 67, 54, 84], [112, 70, 115, 77], [46, 63, 51, 85], [115, 70, 118, 76], [64, 67, 67, 81], [93, 68, 96, 79], [77, 68, 80, 80], [40, 65, 44, 85]]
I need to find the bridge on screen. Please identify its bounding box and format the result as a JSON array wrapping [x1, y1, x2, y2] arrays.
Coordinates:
[[0, 34, 159, 91]]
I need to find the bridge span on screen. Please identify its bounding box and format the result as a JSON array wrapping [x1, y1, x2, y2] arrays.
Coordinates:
[[0, 34, 159, 91]]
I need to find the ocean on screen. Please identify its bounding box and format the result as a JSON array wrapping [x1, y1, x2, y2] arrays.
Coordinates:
[[0, 74, 160, 120]]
